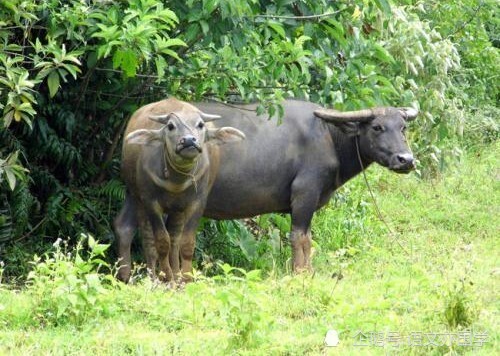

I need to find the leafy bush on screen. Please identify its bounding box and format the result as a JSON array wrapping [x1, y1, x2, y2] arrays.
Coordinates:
[[27, 234, 118, 326], [196, 215, 292, 274], [205, 264, 271, 349]]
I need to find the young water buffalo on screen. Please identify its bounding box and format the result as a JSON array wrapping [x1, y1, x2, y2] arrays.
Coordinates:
[[114, 98, 245, 282], [190, 100, 418, 271]]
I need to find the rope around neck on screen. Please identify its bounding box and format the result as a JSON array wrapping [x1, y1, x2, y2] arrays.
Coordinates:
[[355, 136, 409, 255], [163, 144, 199, 193]]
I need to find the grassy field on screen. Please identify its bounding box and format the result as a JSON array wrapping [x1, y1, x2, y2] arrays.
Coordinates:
[[0, 142, 498, 355]]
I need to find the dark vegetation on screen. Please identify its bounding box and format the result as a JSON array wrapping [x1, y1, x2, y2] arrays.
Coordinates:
[[0, 0, 498, 280]]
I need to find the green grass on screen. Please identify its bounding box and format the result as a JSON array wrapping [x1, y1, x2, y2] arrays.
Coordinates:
[[1, 142, 498, 355]]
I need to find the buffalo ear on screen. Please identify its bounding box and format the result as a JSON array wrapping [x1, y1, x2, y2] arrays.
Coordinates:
[[126, 129, 163, 145], [331, 122, 360, 137], [207, 127, 246, 145]]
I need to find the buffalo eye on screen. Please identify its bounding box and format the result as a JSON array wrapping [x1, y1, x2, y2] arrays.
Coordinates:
[[197, 121, 205, 129], [167, 122, 176, 131], [372, 124, 383, 132]]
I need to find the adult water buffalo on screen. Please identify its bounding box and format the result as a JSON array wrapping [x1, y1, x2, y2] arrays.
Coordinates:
[[191, 100, 418, 272], [115, 98, 245, 282]]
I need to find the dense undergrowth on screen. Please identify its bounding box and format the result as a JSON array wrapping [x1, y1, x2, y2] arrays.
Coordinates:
[[0, 142, 497, 355], [0, 0, 498, 259]]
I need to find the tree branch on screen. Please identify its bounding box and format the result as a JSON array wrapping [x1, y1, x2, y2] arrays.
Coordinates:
[[250, 10, 344, 21]]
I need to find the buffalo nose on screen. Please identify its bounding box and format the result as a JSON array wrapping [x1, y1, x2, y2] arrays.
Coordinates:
[[180, 135, 197, 146], [397, 153, 414, 166]]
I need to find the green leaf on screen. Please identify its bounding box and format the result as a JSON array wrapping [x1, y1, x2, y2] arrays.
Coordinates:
[[112, 50, 123, 70], [162, 38, 187, 48], [121, 50, 138, 77], [86, 51, 98, 69], [160, 48, 181, 62], [87, 234, 96, 249], [6, 150, 19, 164], [5, 169, 16, 191], [245, 269, 262, 281], [268, 22, 286, 39], [203, 0, 219, 14], [47, 71, 60, 98], [200, 20, 209, 35], [372, 44, 395, 64], [18, 102, 36, 116], [294, 36, 311, 48], [374, 0, 392, 16], [155, 56, 167, 80], [60, 63, 81, 79], [3, 111, 14, 128]]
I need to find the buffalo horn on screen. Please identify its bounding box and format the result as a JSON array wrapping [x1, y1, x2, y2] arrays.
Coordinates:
[[313, 108, 378, 123], [199, 111, 221, 122], [398, 107, 418, 121]]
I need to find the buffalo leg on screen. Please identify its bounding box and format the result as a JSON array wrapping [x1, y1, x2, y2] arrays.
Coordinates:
[[290, 178, 319, 272], [114, 193, 137, 282], [289, 228, 313, 271], [166, 212, 185, 281], [178, 207, 204, 282], [149, 211, 174, 282], [137, 207, 159, 279]]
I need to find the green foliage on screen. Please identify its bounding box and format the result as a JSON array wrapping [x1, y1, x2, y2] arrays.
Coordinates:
[[209, 264, 270, 348], [462, 105, 500, 150], [0, 0, 497, 274], [443, 280, 479, 329], [26, 234, 118, 326], [0, 150, 28, 191], [197, 215, 291, 273]]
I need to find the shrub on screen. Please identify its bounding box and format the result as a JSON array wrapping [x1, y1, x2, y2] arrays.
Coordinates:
[[27, 234, 119, 326]]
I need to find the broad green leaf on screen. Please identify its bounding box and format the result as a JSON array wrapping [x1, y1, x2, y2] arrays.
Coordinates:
[[268, 22, 285, 39], [18, 102, 36, 115], [47, 71, 60, 98], [203, 0, 219, 14], [200, 20, 209, 35], [155, 56, 167, 80], [6, 151, 18, 164], [112, 50, 124, 69], [5, 168, 16, 191], [372, 43, 395, 64], [60, 63, 81, 79], [88, 234, 96, 249], [64, 55, 82, 66], [121, 50, 138, 77], [160, 48, 181, 62], [162, 38, 187, 48], [86, 51, 98, 69], [3, 111, 14, 128]]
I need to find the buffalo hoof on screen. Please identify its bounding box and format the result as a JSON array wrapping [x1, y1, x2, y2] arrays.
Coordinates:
[[293, 265, 314, 274]]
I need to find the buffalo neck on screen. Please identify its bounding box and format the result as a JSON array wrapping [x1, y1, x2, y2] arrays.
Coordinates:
[[164, 144, 198, 177], [329, 126, 372, 187], [145, 145, 207, 194]]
